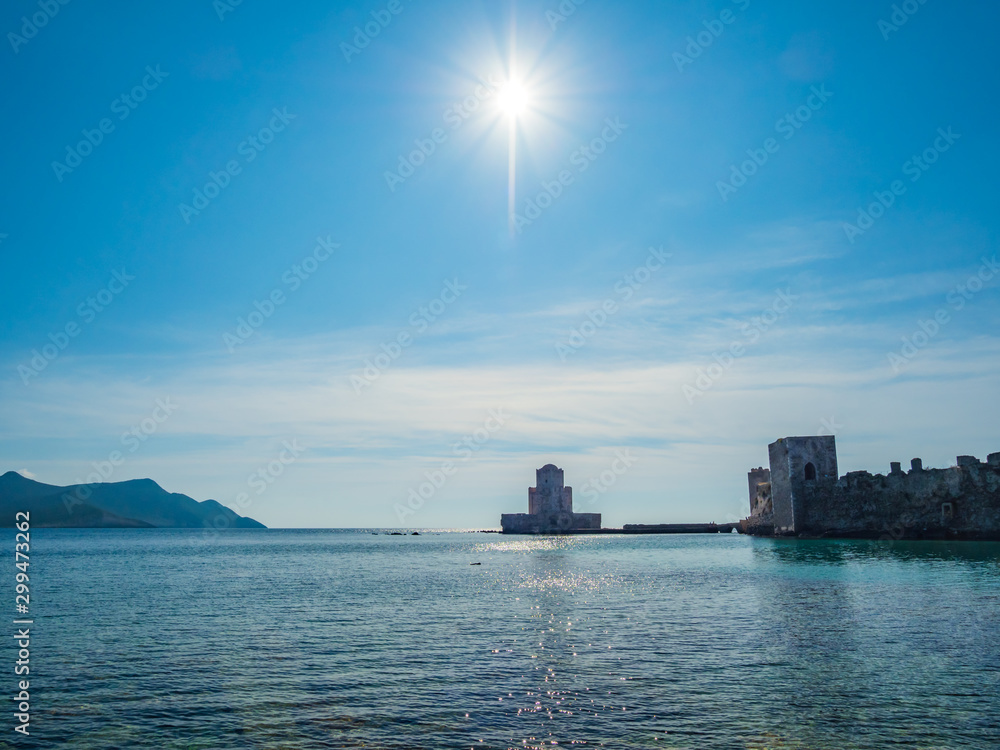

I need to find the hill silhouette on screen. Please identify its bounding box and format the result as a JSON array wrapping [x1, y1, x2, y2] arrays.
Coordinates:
[[0, 471, 265, 529]]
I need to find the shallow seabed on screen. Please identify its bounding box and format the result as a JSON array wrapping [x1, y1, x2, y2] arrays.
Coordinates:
[[10, 530, 1000, 749]]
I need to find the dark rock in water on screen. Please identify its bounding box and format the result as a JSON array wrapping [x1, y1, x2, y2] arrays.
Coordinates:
[[470, 562, 481, 565], [0, 471, 265, 529], [389, 532, 403, 536], [411, 531, 420, 535]]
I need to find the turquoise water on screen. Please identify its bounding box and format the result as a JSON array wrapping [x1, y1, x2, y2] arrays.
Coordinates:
[[9, 530, 1000, 749]]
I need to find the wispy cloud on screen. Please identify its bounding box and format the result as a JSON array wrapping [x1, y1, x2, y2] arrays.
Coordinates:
[[3, 320, 997, 527]]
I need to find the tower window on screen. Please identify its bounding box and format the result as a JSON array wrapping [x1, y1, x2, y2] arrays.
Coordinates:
[[804, 462, 817, 481]]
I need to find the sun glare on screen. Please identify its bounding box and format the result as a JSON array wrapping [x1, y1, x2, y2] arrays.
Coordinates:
[[497, 80, 528, 118]]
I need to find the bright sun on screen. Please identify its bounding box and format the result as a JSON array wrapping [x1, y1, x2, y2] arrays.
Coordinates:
[[496, 80, 528, 117]]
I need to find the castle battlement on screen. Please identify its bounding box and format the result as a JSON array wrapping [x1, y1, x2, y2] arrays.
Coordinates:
[[745, 437, 1000, 540]]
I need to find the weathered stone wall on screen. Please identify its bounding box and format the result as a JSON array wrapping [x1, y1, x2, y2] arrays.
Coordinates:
[[747, 467, 770, 513], [768, 441, 794, 532], [769, 436, 838, 533], [752, 481, 772, 517], [570, 512, 601, 530], [501, 513, 541, 533], [500, 511, 601, 534], [796, 455, 1000, 539]]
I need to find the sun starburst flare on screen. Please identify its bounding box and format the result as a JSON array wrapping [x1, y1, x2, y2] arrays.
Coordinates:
[[497, 80, 529, 119]]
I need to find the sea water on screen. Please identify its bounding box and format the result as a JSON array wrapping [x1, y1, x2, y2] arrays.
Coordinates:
[[8, 530, 999, 749]]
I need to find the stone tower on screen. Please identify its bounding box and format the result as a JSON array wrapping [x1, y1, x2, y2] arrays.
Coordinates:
[[501, 464, 602, 534], [768, 436, 838, 534], [528, 464, 573, 517]]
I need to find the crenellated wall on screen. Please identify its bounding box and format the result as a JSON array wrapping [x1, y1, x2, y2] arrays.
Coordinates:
[[746, 438, 1000, 540], [795, 453, 1000, 539]]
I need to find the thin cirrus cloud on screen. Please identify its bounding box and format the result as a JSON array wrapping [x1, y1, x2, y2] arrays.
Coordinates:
[[3, 332, 997, 528]]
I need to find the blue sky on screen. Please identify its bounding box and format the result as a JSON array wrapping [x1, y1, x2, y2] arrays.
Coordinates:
[[2, 0, 998, 528]]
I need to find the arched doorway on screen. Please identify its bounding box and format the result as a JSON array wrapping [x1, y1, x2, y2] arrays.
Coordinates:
[[804, 462, 817, 481]]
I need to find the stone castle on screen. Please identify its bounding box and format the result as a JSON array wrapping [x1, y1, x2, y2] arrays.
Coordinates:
[[744, 435, 1000, 540], [501, 464, 602, 534]]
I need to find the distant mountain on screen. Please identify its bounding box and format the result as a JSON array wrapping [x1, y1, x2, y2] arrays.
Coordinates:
[[0, 472, 265, 529]]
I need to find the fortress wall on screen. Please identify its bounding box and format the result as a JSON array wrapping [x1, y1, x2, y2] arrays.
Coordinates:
[[572, 513, 602, 530], [768, 441, 794, 532], [501, 513, 540, 534], [798, 459, 1000, 539]]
